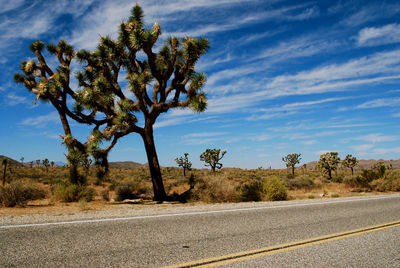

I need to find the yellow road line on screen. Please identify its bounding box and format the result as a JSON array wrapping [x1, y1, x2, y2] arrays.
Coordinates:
[[166, 220, 400, 268]]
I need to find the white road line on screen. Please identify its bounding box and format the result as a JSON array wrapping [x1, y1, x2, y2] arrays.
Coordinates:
[[1, 194, 399, 229]]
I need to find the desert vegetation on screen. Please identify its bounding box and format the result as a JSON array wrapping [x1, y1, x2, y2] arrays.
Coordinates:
[[0, 154, 398, 209]]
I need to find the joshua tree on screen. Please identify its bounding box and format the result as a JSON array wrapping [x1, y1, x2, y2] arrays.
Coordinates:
[[51, 161, 55, 168], [317, 152, 340, 179], [175, 153, 192, 176], [2, 158, 8, 186], [15, 40, 135, 184], [74, 4, 209, 201], [35, 159, 41, 168], [29, 161, 33, 168], [200, 149, 226, 172], [42, 158, 50, 172], [20, 157, 24, 165], [342, 154, 358, 175], [282, 153, 301, 175], [371, 161, 386, 178]]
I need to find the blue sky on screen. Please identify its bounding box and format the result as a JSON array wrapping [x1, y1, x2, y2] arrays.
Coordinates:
[[1, 0, 400, 169]]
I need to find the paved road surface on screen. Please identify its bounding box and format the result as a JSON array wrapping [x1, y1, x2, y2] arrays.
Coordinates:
[[1, 194, 399, 267]]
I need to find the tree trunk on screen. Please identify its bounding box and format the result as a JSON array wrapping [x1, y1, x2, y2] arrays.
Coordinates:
[[351, 167, 354, 176], [183, 167, 186, 177], [141, 126, 168, 202], [292, 166, 295, 175], [69, 163, 79, 184], [328, 168, 332, 179], [2, 161, 7, 186]]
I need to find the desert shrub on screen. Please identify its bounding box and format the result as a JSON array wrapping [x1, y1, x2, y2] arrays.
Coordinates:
[[115, 181, 149, 201], [239, 178, 264, 202], [370, 170, 400, 192], [101, 189, 110, 201], [264, 176, 288, 201], [0, 182, 46, 207], [331, 174, 344, 183], [191, 175, 240, 203], [343, 175, 371, 188], [52, 183, 94, 202], [284, 175, 315, 189]]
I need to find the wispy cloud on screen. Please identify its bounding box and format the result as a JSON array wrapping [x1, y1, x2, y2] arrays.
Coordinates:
[[249, 134, 272, 142], [356, 23, 400, 47], [183, 132, 227, 138], [356, 134, 398, 143], [340, 3, 400, 27], [20, 112, 59, 128], [356, 97, 400, 109], [353, 144, 374, 152], [4, 93, 27, 106]]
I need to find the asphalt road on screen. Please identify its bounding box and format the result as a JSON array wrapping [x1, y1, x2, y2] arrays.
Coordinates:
[[1, 194, 399, 267]]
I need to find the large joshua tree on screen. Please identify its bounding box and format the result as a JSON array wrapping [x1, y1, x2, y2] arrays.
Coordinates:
[[75, 4, 209, 201], [14, 40, 135, 184]]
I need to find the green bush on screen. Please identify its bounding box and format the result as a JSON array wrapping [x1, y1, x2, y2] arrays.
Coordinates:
[[370, 170, 400, 192], [284, 175, 315, 189], [52, 183, 94, 202], [115, 181, 148, 201], [239, 178, 263, 202], [0, 182, 46, 207], [264, 176, 288, 201]]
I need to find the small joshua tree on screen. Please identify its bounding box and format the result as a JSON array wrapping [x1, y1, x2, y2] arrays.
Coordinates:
[[20, 157, 24, 165], [317, 152, 340, 179], [282, 153, 301, 175], [35, 159, 41, 168], [51, 161, 55, 168], [200, 149, 227, 172], [2, 158, 8, 186], [175, 153, 192, 176], [342, 154, 358, 175], [42, 158, 50, 172]]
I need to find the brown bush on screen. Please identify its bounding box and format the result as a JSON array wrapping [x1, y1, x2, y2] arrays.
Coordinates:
[[0, 182, 46, 207]]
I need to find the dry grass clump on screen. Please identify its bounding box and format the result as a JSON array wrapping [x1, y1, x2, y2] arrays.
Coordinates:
[[370, 170, 400, 191], [52, 183, 94, 202], [191, 174, 241, 203], [0, 181, 46, 207]]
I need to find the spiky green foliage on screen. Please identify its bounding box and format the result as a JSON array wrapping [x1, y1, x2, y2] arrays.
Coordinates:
[[200, 149, 227, 172], [317, 152, 340, 179], [342, 154, 358, 175], [282, 153, 302, 175], [73, 4, 210, 201], [175, 153, 192, 176]]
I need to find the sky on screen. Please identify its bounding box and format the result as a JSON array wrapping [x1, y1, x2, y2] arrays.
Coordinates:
[[0, 0, 400, 169]]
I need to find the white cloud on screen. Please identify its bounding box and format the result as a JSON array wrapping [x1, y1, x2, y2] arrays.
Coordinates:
[[0, 1, 95, 41], [353, 144, 374, 152], [4, 93, 27, 106], [20, 112, 59, 128], [357, 134, 398, 143], [0, 0, 25, 13], [183, 132, 227, 138], [356, 23, 400, 47], [301, 140, 317, 145], [356, 98, 400, 109], [373, 147, 400, 154], [249, 134, 272, 142], [340, 4, 400, 27]]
